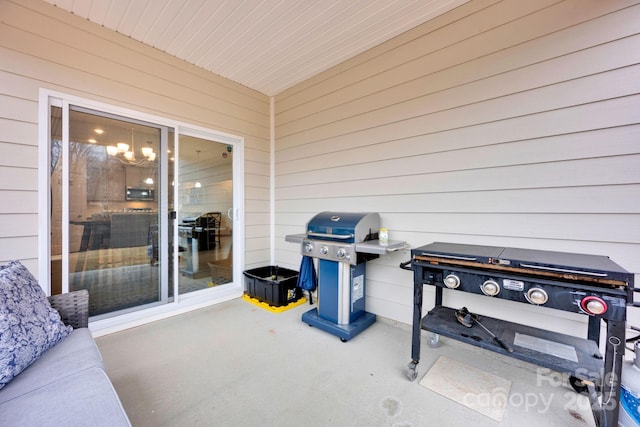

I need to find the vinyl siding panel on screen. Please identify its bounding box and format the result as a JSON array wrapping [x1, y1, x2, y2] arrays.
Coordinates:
[[0, 142, 37, 168], [274, 0, 640, 334], [276, 0, 636, 116], [0, 0, 271, 270], [276, 95, 640, 167]]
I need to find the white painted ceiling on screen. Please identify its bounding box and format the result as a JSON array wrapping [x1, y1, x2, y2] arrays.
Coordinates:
[[43, 0, 467, 96]]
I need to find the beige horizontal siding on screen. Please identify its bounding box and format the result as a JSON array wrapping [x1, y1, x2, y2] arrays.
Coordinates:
[[276, 95, 640, 167], [274, 0, 640, 332], [0, 236, 37, 260], [275, 184, 640, 214], [0, 214, 37, 237], [275, 72, 640, 154], [276, 156, 640, 200], [0, 142, 37, 167], [0, 190, 38, 214], [277, 124, 640, 175], [1, 46, 268, 139], [0, 0, 271, 269], [277, 0, 636, 116], [0, 166, 35, 191], [0, 117, 36, 145], [276, 0, 542, 111]]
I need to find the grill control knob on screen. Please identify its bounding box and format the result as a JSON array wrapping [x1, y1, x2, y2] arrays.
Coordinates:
[[526, 287, 548, 305], [304, 243, 313, 253], [336, 248, 346, 258], [481, 280, 500, 296], [581, 296, 608, 316], [443, 274, 460, 289], [320, 246, 329, 255]]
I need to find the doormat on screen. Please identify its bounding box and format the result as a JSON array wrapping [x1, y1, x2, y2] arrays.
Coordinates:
[[419, 355, 511, 422], [242, 294, 307, 313]]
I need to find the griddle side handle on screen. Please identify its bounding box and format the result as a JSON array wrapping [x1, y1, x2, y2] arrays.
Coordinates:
[[399, 260, 412, 270]]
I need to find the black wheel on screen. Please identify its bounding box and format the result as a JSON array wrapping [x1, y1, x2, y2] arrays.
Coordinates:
[[427, 333, 441, 348], [407, 362, 418, 381], [569, 376, 590, 395], [340, 337, 347, 343]]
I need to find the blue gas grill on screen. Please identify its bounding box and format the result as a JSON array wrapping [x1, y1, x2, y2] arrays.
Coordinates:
[[286, 212, 406, 341]]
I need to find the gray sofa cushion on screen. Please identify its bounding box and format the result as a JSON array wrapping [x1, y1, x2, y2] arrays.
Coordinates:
[[0, 328, 103, 404], [0, 366, 131, 427], [0, 261, 72, 389]]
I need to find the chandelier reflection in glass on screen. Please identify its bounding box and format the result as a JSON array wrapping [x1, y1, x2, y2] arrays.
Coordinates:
[[106, 128, 156, 165]]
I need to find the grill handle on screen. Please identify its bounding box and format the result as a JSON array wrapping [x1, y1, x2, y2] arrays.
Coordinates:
[[399, 260, 412, 271], [307, 232, 353, 240], [518, 263, 608, 277], [419, 252, 477, 261]]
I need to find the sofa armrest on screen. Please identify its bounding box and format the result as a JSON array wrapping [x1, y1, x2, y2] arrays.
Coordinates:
[[48, 289, 89, 328]]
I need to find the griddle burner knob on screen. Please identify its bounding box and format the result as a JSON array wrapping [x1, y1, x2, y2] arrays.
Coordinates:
[[304, 243, 313, 253], [443, 274, 461, 289], [336, 248, 346, 258], [581, 296, 608, 316], [526, 288, 548, 305], [481, 280, 500, 296], [320, 246, 329, 255]]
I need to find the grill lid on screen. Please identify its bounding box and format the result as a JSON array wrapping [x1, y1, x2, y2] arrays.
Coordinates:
[[306, 211, 380, 244]]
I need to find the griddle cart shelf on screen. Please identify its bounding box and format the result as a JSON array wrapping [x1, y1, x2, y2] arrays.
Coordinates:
[[420, 306, 603, 384], [409, 289, 624, 427]]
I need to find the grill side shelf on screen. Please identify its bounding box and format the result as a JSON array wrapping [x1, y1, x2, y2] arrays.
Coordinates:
[[355, 239, 408, 255], [421, 306, 603, 383], [284, 233, 305, 244]]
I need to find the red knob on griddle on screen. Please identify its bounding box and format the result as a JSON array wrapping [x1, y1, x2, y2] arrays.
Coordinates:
[[580, 296, 608, 316]]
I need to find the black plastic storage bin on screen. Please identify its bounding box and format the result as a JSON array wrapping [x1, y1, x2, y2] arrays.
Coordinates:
[[244, 266, 301, 307]]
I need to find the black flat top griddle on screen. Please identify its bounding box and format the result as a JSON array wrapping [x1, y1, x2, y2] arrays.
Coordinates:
[[412, 242, 633, 286]]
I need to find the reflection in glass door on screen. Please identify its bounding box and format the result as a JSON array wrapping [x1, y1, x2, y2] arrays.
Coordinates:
[[50, 105, 172, 317], [177, 135, 233, 294]]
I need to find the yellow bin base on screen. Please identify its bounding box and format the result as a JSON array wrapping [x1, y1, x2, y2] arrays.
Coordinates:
[[242, 293, 307, 313]]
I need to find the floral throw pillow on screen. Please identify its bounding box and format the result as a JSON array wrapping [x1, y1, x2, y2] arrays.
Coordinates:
[[0, 261, 73, 389]]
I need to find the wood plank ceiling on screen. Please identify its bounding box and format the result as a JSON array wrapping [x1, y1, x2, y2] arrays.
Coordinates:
[[43, 0, 468, 96]]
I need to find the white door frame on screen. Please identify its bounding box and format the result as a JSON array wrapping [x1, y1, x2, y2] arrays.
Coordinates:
[[38, 89, 245, 335]]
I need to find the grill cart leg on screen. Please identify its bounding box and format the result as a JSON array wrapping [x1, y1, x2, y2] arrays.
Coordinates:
[[587, 316, 601, 344], [408, 276, 423, 381], [595, 319, 625, 427]]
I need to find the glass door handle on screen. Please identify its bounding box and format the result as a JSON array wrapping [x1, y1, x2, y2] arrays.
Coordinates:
[[227, 208, 233, 220]]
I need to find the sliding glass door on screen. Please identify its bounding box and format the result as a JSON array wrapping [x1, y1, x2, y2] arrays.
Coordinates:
[[45, 94, 243, 322], [176, 134, 234, 294], [50, 104, 173, 317]]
